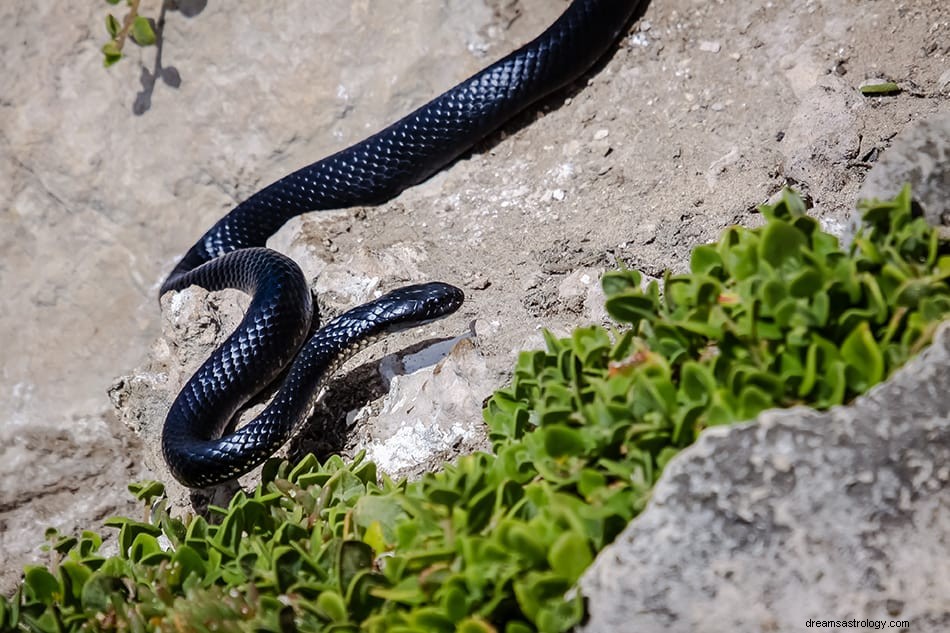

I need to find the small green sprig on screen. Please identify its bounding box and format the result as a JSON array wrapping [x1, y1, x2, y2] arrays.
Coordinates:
[[102, 0, 157, 67]]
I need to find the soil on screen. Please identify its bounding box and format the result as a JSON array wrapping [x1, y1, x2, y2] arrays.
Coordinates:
[[1, 0, 947, 594]]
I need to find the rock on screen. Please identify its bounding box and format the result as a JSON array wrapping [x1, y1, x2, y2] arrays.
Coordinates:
[[779, 67, 861, 200], [578, 324, 950, 633], [350, 336, 493, 480], [855, 112, 950, 233], [557, 267, 610, 325]]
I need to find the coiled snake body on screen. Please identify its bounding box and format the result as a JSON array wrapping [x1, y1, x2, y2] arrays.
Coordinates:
[[161, 0, 642, 487]]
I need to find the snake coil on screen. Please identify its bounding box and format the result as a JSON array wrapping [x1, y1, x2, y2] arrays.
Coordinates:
[[161, 0, 642, 487]]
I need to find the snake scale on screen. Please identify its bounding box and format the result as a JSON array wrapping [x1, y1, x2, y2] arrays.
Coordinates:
[[161, 0, 643, 487]]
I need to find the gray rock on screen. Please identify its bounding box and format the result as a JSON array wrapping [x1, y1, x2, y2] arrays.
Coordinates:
[[848, 111, 950, 242], [860, 111, 950, 226], [578, 324, 950, 633]]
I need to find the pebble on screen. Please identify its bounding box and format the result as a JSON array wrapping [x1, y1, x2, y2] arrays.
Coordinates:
[[939, 69, 950, 93], [699, 40, 721, 53]]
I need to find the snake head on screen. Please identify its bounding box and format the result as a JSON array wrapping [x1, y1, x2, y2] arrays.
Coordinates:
[[372, 282, 465, 329]]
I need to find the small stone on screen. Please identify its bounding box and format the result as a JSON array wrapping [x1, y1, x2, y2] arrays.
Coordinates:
[[886, 598, 904, 617], [939, 69, 950, 93], [464, 272, 490, 290], [593, 128, 609, 141], [772, 455, 791, 472], [699, 40, 721, 53]]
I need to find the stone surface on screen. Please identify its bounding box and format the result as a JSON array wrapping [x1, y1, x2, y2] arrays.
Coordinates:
[[2, 0, 949, 595], [578, 324, 950, 633], [857, 111, 950, 229]]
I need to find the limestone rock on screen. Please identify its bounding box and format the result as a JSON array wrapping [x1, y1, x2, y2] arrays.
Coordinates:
[[578, 324, 950, 633], [857, 112, 950, 230]]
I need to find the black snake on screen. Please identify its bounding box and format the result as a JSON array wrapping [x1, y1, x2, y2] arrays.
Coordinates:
[[161, 0, 643, 487]]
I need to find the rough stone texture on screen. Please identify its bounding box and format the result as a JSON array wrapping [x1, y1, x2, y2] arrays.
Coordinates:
[[849, 111, 950, 241], [579, 324, 950, 633], [860, 112, 950, 225], [2, 0, 949, 594]]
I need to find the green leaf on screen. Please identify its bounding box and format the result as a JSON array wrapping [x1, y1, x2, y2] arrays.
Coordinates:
[[80, 574, 123, 612], [820, 360, 849, 407], [536, 595, 585, 633], [316, 590, 348, 622], [605, 292, 658, 326], [169, 544, 206, 588], [131, 16, 156, 46], [738, 385, 774, 420], [841, 321, 885, 391], [127, 532, 161, 563], [601, 269, 641, 296], [101, 41, 122, 67], [23, 567, 60, 604], [759, 219, 807, 268], [458, 617, 497, 633], [679, 361, 715, 403], [105, 13, 121, 38], [542, 425, 586, 457], [760, 278, 787, 310], [690, 244, 723, 276], [344, 570, 387, 620], [128, 480, 165, 503], [512, 572, 571, 625], [338, 541, 374, 595], [58, 560, 92, 602], [547, 532, 592, 582], [104, 517, 161, 558], [860, 81, 900, 95], [789, 267, 823, 298]]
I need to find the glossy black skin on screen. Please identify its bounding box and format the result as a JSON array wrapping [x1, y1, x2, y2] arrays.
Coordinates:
[[161, 0, 643, 487], [162, 271, 463, 487]]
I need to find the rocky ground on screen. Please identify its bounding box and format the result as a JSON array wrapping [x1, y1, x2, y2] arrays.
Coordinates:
[[1, 0, 948, 607]]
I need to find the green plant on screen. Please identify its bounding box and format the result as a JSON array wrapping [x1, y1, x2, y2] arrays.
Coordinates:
[[3, 187, 946, 632], [101, 0, 157, 67]]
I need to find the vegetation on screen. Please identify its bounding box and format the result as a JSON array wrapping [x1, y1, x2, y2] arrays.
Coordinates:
[[2, 187, 947, 632], [101, 0, 157, 67]]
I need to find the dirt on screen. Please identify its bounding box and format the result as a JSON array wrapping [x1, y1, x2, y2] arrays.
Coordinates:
[[1, 0, 947, 594]]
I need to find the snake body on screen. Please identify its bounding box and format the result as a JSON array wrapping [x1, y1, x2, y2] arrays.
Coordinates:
[[161, 0, 642, 487]]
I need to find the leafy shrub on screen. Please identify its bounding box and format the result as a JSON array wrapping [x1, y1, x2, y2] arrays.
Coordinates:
[[2, 187, 946, 632]]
